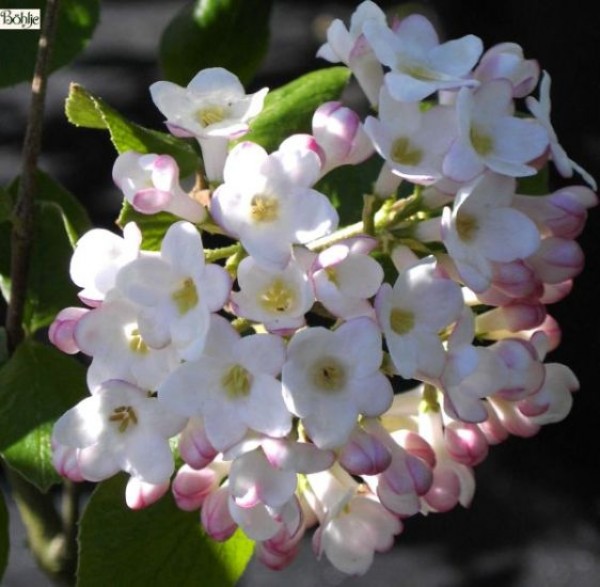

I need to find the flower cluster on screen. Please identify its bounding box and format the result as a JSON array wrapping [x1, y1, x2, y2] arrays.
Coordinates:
[[50, 1, 596, 576]]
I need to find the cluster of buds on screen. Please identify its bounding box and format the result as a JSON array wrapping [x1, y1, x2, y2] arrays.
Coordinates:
[[49, 1, 596, 576]]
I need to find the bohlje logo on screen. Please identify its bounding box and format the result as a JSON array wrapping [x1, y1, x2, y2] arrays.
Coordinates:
[[0, 8, 41, 29]]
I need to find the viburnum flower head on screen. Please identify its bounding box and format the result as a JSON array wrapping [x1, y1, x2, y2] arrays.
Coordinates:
[[116, 221, 230, 361], [53, 380, 185, 484], [443, 80, 549, 182], [363, 13, 483, 102], [158, 315, 291, 452], [211, 141, 338, 268], [441, 172, 541, 293], [112, 151, 206, 223], [282, 317, 393, 449]]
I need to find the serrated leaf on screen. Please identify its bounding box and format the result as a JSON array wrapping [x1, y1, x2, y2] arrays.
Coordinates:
[[78, 474, 254, 587], [243, 67, 352, 152], [0, 339, 87, 492], [0, 489, 8, 582], [159, 0, 272, 87], [65, 84, 199, 178], [0, 199, 79, 332], [117, 202, 177, 251], [0, 0, 99, 88]]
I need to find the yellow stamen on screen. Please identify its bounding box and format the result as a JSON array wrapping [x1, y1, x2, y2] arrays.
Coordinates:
[[389, 308, 415, 335], [172, 278, 199, 315], [250, 194, 279, 223], [196, 105, 226, 127], [259, 279, 296, 314], [455, 211, 478, 242], [470, 125, 494, 156], [310, 356, 346, 393], [390, 137, 423, 166], [221, 364, 253, 399], [109, 405, 138, 433]]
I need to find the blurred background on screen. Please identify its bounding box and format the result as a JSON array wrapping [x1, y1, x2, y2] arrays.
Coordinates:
[[1, 1, 600, 585]]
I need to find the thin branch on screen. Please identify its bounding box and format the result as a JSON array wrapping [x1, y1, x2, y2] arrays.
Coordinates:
[[6, 0, 61, 351]]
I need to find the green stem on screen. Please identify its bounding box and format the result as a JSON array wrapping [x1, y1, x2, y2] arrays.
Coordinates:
[[204, 243, 241, 263]]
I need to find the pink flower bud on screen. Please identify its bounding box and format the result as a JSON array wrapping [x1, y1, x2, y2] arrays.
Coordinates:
[[201, 486, 237, 541], [492, 338, 545, 401], [49, 307, 89, 354], [51, 440, 85, 482], [422, 466, 461, 512], [312, 101, 374, 175], [444, 421, 489, 467], [488, 397, 540, 438], [339, 427, 392, 476], [477, 403, 510, 445], [476, 301, 546, 334], [395, 430, 436, 468], [527, 237, 585, 284], [172, 464, 220, 511], [125, 477, 170, 510], [178, 419, 218, 469]]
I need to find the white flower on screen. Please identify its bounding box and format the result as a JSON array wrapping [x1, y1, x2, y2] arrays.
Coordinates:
[[70, 222, 141, 306], [375, 255, 463, 380], [364, 86, 457, 185], [116, 221, 230, 361], [443, 80, 549, 182], [73, 292, 179, 393], [158, 315, 290, 452], [282, 317, 392, 449], [364, 13, 483, 102], [526, 71, 597, 190], [53, 380, 185, 484], [113, 151, 206, 223], [211, 141, 338, 268], [311, 238, 383, 320], [231, 253, 314, 334], [441, 173, 541, 293], [316, 0, 386, 106], [150, 67, 268, 182]]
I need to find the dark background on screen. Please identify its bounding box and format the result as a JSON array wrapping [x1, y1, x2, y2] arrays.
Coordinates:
[[1, 1, 599, 585]]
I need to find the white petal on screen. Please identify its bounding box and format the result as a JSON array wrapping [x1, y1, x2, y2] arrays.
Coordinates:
[[124, 433, 175, 484]]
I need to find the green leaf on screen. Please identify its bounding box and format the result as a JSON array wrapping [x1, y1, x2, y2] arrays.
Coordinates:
[[316, 154, 383, 225], [78, 474, 254, 587], [117, 202, 178, 251], [65, 84, 199, 178], [0, 0, 99, 88], [159, 0, 273, 86], [0, 339, 87, 492], [0, 489, 8, 582], [0, 199, 79, 333], [243, 67, 352, 153]]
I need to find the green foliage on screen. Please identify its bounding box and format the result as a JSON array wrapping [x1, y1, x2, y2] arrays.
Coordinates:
[[0, 339, 87, 492], [117, 204, 179, 252], [316, 154, 383, 225], [0, 180, 82, 333], [65, 84, 199, 178], [0, 0, 99, 88], [243, 67, 352, 152], [0, 490, 8, 582], [159, 0, 273, 87], [78, 474, 254, 587], [517, 165, 549, 195]]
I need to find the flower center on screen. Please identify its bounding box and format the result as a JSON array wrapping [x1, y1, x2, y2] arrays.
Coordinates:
[[250, 194, 279, 223], [196, 105, 226, 127], [259, 278, 296, 313], [470, 125, 494, 156], [126, 326, 149, 355], [311, 356, 347, 393], [221, 364, 253, 399], [172, 277, 199, 315], [390, 137, 423, 166], [455, 211, 479, 242], [402, 63, 439, 82], [109, 405, 138, 433], [324, 266, 339, 287], [389, 308, 415, 335]]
